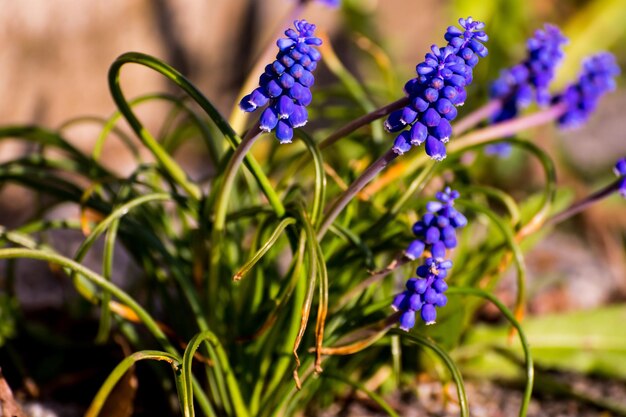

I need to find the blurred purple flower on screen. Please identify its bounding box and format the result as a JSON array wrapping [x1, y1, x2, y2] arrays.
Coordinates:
[[554, 53, 620, 129], [486, 24, 567, 157]]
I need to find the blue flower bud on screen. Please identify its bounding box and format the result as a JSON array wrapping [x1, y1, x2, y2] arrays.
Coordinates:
[[422, 108, 441, 127], [399, 311, 416, 331], [406, 240, 426, 260], [385, 109, 408, 132], [289, 83, 312, 105], [409, 122, 428, 145], [392, 291, 408, 311], [425, 136, 446, 160], [289, 105, 308, 128], [392, 131, 412, 155], [425, 225, 441, 244], [421, 304, 437, 325], [442, 106, 458, 121], [424, 288, 439, 304], [412, 96, 429, 112], [416, 264, 429, 278], [277, 95, 295, 118], [435, 294, 448, 307], [276, 120, 293, 143], [239, 94, 257, 112], [277, 38, 295, 51], [426, 201, 443, 213], [299, 70, 315, 87], [265, 79, 283, 98], [289, 63, 304, 79], [424, 88, 439, 102], [409, 293, 423, 311], [279, 73, 295, 89], [431, 241, 446, 259], [413, 278, 430, 294], [260, 108, 279, 132], [433, 278, 448, 293], [431, 119, 452, 142]]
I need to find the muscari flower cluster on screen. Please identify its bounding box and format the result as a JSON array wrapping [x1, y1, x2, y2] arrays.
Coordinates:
[[392, 188, 467, 329], [304, 0, 340, 6], [385, 17, 488, 161], [614, 157, 626, 198], [486, 24, 567, 156], [239, 20, 322, 143], [553, 53, 620, 129]]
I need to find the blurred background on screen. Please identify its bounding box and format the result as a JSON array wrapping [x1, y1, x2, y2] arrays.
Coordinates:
[[1, 0, 625, 315], [0, 0, 625, 415]]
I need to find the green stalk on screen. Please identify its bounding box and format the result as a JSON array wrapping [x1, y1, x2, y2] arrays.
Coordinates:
[[296, 131, 327, 228], [456, 199, 527, 323], [95, 219, 119, 343], [447, 287, 534, 417], [0, 248, 174, 352], [71, 193, 172, 299], [108, 61, 201, 200], [212, 125, 262, 233], [58, 115, 140, 161], [323, 372, 400, 417], [183, 331, 250, 417], [390, 329, 469, 417], [108, 52, 285, 216], [254, 232, 307, 414], [0, 248, 215, 415], [461, 185, 522, 228], [233, 217, 297, 281], [85, 350, 187, 417]]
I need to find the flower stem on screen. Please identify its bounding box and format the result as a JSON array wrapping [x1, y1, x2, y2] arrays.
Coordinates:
[[213, 123, 263, 233], [317, 103, 567, 240], [453, 99, 503, 135], [317, 149, 398, 238], [318, 98, 408, 150], [448, 102, 567, 152], [547, 178, 623, 225]]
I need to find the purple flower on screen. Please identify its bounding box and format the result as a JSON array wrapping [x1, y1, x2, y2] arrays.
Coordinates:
[[239, 20, 322, 143], [298, 0, 340, 6], [314, 0, 340, 6], [387, 17, 488, 160], [394, 188, 466, 330], [554, 53, 620, 129], [486, 24, 567, 157], [615, 157, 626, 198]]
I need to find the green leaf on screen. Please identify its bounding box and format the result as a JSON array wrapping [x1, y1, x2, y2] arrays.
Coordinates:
[[459, 305, 626, 379]]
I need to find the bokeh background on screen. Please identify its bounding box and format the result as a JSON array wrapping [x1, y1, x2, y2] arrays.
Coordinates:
[[1, 0, 625, 315], [0, 0, 625, 415]]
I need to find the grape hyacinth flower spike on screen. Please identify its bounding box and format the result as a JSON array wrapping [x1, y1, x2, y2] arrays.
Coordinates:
[[553, 53, 620, 129], [486, 24, 568, 156], [239, 20, 322, 143], [386, 17, 488, 161], [300, 0, 340, 6], [393, 188, 466, 328]]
